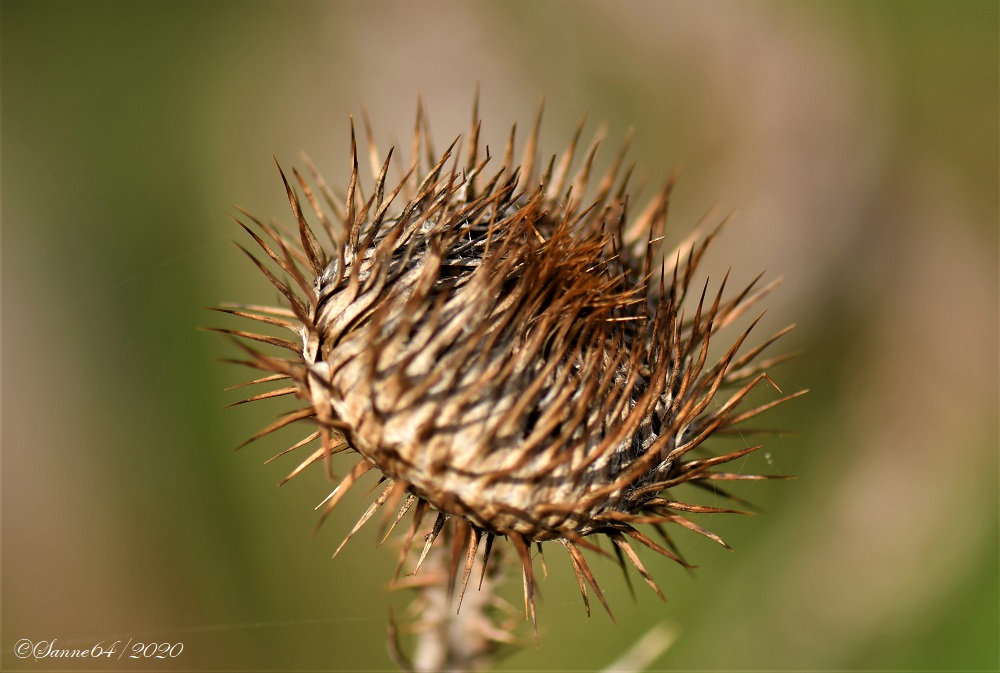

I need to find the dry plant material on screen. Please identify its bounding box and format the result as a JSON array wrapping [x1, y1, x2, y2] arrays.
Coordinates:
[[214, 96, 805, 640]]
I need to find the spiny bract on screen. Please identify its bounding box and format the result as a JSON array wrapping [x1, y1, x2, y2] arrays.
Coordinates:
[[215, 97, 804, 630]]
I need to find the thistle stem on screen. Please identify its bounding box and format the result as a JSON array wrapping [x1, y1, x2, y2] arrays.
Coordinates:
[[391, 527, 520, 672]]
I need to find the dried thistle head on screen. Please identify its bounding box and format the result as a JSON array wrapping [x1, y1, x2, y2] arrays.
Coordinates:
[[215, 97, 805, 633]]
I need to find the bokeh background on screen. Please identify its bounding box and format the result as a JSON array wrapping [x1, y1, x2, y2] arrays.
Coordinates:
[[3, 1, 997, 671]]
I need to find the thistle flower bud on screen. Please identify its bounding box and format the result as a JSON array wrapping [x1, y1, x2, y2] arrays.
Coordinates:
[[215, 97, 805, 638]]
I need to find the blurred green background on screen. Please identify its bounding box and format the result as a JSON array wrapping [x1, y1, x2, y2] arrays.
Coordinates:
[[3, 1, 997, 671]]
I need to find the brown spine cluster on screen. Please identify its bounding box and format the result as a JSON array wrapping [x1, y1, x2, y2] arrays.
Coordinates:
[[214, 96, 805, 636]]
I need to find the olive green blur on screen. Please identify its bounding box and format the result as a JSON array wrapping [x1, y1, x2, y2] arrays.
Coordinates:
[[3, 1, 997, 670]]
